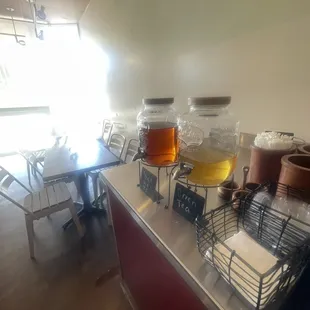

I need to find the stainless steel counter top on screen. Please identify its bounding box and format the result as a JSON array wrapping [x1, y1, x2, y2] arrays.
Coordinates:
[[101, 148, 252, 310]]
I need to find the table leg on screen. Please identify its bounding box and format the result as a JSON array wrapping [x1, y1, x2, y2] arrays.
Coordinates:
[[78, 172, 106, 214], [78, 172, 92, 212], [63, 173, 105, 230], [62, 202, 84, 229]]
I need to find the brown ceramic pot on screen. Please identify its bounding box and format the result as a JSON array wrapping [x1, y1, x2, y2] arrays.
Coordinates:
[[279, 155, 310, 190], [217, 180, 240, 200], [298, 144, 310, 155], [244, 182, 261, 192], [247, 145, 296, 184]]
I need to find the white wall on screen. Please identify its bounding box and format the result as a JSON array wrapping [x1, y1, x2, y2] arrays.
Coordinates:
[[80, 0, 310, 140], [79, 0, 155, 116]]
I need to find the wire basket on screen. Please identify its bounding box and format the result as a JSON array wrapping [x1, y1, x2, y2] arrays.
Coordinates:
[[196, 182, 310, 309]]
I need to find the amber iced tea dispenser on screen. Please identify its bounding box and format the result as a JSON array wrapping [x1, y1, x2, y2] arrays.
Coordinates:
[[136, 98, 179, 166], [175, 97, 239, 186]]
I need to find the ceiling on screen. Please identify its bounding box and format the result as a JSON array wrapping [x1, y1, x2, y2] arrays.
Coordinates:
[[0, 0, 90, 23]]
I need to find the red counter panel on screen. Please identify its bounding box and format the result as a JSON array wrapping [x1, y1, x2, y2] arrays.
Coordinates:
[[109, 189, 207, 310]]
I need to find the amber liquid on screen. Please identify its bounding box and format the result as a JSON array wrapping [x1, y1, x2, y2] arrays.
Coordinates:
[[139, 122, 179, 166], [180, 138, 237, 186]]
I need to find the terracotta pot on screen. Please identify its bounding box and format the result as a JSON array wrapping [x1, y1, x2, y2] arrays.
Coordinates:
[[279, 155, 310, 190], [247, 145, 296, 184], [218, 180, 240, 200], [298, 144, 310, 155]]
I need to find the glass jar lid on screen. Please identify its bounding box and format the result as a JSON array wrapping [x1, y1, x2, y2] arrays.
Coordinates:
[[143, 97, 174, 105], [188, 96, 231, 108]]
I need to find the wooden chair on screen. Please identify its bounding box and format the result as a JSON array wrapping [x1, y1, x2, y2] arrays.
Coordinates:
[[124, 138, 139, 163], [0, 165, 84, 258], [19, 149, 45, 185], [19, 147, 81, 199]]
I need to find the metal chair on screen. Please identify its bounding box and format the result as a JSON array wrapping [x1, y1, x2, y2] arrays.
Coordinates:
[[102, 120, 127, 144], [124, 138, 139, 163], [111, 122, 126, 134], [88, 133, 126, 206], [96, 137, 137, 222], [108, 133, 126, 160], [0, 165, 84, 258], [102, 119, 113, 144]]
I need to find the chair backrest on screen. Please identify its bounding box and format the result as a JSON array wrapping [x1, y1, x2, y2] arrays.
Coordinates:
[[124, 139, 139, 163], [19, 151, 43, 177], [112, 122, 126, 132], [102, 119, 113, 143], [32, 149, 46, 168], [108, 133, 126, 160], [0, 165, 32, 214]]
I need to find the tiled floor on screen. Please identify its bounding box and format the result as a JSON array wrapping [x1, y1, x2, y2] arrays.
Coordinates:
[[0, 155, 131, 310]]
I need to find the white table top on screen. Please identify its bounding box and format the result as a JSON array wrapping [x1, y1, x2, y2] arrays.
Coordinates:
[[43, 139, 120, 182]]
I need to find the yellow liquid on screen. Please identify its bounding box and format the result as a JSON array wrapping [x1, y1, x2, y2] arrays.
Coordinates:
[[180, 141, 237, 186]]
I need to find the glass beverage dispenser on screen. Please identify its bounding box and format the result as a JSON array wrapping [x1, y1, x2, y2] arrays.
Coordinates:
[[136, 98, 179, 166], [176, 97, 239, 186]]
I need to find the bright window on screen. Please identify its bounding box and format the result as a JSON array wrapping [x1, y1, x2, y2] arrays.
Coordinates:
[[0, 21, 110, 154]]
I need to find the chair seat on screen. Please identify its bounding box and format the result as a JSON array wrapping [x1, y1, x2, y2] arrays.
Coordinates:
[[24, 182, 71, 214]]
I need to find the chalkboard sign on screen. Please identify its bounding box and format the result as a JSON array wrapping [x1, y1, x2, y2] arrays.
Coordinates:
[[140, 167, 159, 202], [172, 183, 205, 223]]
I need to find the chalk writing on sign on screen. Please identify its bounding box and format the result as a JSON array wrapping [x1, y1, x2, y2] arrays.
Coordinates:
[[173, 183, 205, 223], [140, 167, 157, 201], [176, 188, 197, 214]]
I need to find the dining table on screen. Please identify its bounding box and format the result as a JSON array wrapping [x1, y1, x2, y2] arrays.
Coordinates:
[[43, 137, 121, 227]]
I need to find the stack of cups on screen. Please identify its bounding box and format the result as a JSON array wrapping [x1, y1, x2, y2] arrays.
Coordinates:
[[247, 132, 296, 184], [233, 132, 296, 209]]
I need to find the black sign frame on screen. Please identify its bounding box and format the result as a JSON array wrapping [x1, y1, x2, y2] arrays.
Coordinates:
[[140, 167, 161, 202], [172, 183, 205, 223]]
